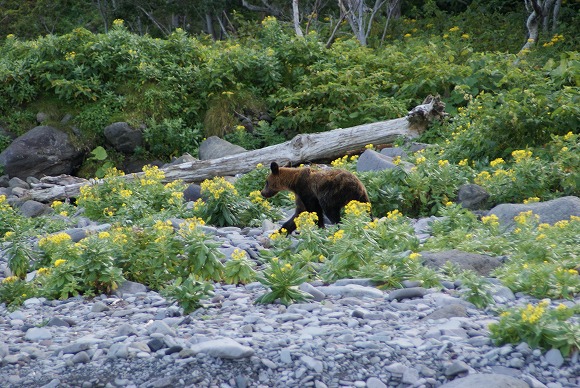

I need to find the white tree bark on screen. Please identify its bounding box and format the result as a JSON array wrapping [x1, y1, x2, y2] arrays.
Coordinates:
[[25, 96, 446, 203], [292, 0, 304, 37]]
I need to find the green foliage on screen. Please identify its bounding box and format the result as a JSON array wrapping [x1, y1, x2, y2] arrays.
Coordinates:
[[143, 118, 203, 159], [457, 270, 495, 308], [224, 249, 257, 285], [489, 301, 580, 357], [255, 257, 312, 306], [179, 222, 225, 282], [77, 166, 187, 222], [193, 175, 283, 227], [359, 151, 471, 218], [162, 275, 213, 315], [0, 277, 38, 311]]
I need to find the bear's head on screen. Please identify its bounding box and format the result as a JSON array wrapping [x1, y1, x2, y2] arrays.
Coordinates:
[[261, 162, 286, 198]]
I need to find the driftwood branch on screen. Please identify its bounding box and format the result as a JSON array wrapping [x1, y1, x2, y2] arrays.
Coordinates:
[[25, 96, 446, 203]]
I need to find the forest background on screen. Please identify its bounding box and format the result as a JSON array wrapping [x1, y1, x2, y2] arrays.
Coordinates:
[[0, 0, 578, 173]]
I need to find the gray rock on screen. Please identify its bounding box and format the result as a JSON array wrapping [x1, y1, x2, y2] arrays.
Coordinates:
[[421, 250, 502, 276], [423, 303, 467, 320], [544, 348, 564, 368], [457, 184, 490, 210], [104, 122, 143, 154], [317, 284, 383, 299], [183, 183, 202, 202], [301, 355, 324, 373], [356, 149, 413, 172], [117, 323, 137, 337], [444, 360, 470, 377], [113, 280, 147, 296], [489, 196, 580, 229], [0, 126, 84, 179], [386, 287, 429, 301], [299, 282, 325, 302], [146, 321, 176, 337], [8, 177, 29, 189], [366, 377, 387, 388], [439, 373, 528, 388], [380, 147, 408, 158], [107, 343, 129, 359], [190, 338, 254, 359], [198, 136, 246, 160], [91, 301, 109, 313], [24, 327, 52, 341], [72, 351, 91, 364], [61, 341, 91, 355], [18, 200, 51, 218], [46, 317, 70, 327]]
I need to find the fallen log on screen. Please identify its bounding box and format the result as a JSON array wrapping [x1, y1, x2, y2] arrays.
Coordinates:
[[26, 95, 446, 203]]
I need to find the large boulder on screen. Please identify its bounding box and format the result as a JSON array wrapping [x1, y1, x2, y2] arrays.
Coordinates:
[[356, 149, 414, 172], [104, 122, 143, 154], [457, 184, 490, 210], [489, 196, 580, 229], [0, 126, 84, 179], [198, 136, 246, 160], [420, 250, 503, 277]]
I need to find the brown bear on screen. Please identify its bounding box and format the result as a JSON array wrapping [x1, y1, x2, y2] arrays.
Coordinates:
[[261, 162, 369, 234]]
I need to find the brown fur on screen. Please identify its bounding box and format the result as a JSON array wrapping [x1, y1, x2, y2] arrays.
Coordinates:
[[261, 162, 369, 234]]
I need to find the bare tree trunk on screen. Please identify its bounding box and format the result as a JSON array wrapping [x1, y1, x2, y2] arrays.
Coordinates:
[[292, 0, 304, 37], [24, 97, 446, 203], [518, 0, 562, 54], [206, 13, 216, 40], [380, 0, 400, 46]]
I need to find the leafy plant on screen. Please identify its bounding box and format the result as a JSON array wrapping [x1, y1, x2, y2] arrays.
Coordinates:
[[489, 301, 580, 356], [255, 257, 312, 306], [162, 275, 213, 315]]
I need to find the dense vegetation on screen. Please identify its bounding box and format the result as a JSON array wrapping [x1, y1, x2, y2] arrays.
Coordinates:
[[0, 1, 579, 355]]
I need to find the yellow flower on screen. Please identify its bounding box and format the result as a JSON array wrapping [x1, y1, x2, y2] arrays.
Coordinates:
[[231, 249, 247, 261], [344, 200, 371, 217], [113, 19, 124, 26], [511, 149, 532, 162], [318, 255, 325, 262], [523, 197, 540, 204], [536, 234, 546, 240], [2, 276, 19, 283], [449, 26, 460, 32], [500, 311, 510, 317], [256, 163, 263, 168], [281, 263, 293, 272], [98, 231, 111, 239], [563, 131, 574, 141], [567, 269, 578, 275], [409, 252, 421, 260], [458, 159, 469, 167], [415, 156, 426, 164], [554, 220, 569, 229], [461, 34, 469, 39], [561, 146, 569, 152], [438, 159, 449, 167], [120, 189, 132, 198], [404, 33, 412, 38], [365, 144, 374, 149], [386, 209, 402, 220], [54, 259, 66, 267], [295, 212, 318, 231], [392, 156, 401, 166], [445, 201, 453, 207], [331, 229, 345, 242], [37, 267, 50, 276], [514, 210, 536, 225], [490, 158, 505, 168], [481, 214, 499, 227], [556, 303, 568, 311]]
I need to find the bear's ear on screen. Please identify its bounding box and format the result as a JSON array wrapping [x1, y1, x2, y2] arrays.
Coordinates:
[[270, 162, 280, 175]]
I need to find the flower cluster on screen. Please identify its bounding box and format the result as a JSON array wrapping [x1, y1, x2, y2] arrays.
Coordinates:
[[200, 176, 238, 200], [521, 300, 549, 324], [294, 212, 318, 231], [344, 200, 371, 217]]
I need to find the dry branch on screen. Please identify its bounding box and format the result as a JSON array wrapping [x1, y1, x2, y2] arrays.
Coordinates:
[[26, 96, 446, 203]]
